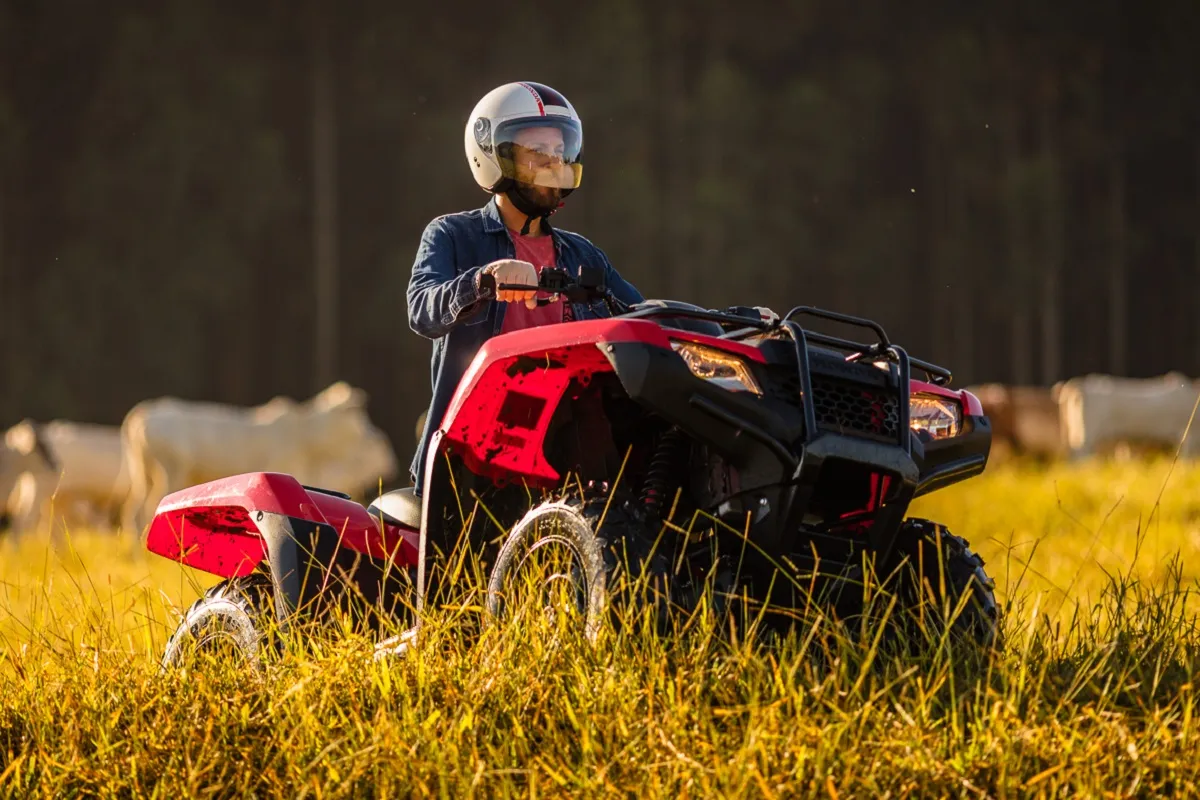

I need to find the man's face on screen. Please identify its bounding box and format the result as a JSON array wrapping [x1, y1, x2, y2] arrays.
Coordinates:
[[511, 126, 570, 204]]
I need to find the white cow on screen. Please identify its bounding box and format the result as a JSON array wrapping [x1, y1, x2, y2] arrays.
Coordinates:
[[309, 421, 399, 502], [1, 420, 130, 536], [1, 421, 58, 532], [119, 382, 396, 534], [1054, 372, 1200, 459]]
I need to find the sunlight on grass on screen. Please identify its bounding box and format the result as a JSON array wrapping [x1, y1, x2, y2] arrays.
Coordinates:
[[912, 456, 1200, 617], [1, 459, 1199, 795]]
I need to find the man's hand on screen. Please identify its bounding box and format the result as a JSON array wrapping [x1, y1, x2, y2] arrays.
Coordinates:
[[483, 259, 539, 309]]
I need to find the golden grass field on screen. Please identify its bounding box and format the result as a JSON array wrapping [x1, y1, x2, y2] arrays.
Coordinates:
[[3, 457, 1200, 797]]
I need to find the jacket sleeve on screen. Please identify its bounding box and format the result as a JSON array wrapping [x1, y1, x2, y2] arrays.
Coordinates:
[[406, 218, 491, 339], [598, 247, 645, 307]]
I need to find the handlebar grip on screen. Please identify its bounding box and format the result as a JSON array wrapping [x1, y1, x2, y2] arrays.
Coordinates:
[[477, 272, 541, 293]]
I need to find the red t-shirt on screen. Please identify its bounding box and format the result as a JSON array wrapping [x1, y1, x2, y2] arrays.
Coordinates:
[[499, 231, 570, 333]]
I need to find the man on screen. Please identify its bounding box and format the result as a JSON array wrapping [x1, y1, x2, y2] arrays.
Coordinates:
[[406, 82, 644, 496]]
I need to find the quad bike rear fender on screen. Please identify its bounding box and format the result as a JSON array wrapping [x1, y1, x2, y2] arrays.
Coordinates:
[[146, 472, 419, 625]]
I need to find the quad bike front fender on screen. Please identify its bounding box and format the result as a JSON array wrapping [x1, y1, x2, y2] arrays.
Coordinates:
[[597, 339, 801, 484], [434, 318, 766, 489]]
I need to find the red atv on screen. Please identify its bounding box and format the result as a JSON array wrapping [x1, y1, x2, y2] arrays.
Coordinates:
[[148, 266, 999, 667]]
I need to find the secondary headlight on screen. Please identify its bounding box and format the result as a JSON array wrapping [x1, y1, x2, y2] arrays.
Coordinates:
[[909, 393, 961, 439], [671, 342, 762, 395]]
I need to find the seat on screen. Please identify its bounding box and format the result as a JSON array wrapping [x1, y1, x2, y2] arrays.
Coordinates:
[[635, 299, 727, 337], [302, 484, 352, 500], [367, 487, 423, 530]]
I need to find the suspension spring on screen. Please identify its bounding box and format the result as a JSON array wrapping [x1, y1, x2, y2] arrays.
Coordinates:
[[641, 427, 687, 518]]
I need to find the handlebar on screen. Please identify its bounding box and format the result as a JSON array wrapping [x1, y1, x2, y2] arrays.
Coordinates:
[[478, 266, 613, 307]]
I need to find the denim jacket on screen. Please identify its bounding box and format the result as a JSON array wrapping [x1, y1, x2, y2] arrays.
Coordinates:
[[406, 196, 644, 490]]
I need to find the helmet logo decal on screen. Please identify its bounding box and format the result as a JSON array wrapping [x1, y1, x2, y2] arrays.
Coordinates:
[[517, 82, 546, 116], [473, 117, 493, 153], [523, 82, 569, 110]]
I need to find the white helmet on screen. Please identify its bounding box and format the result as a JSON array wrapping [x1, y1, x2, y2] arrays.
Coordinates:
[[464, 82, 583, 230]]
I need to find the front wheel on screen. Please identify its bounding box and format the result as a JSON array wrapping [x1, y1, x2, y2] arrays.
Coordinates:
[[485, 498, 673, 642], [890, 519, 1001, 650], [160, 574, 277, 671]]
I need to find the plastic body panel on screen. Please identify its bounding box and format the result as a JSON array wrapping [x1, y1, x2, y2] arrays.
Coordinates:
[[145, 471, 419, 579]]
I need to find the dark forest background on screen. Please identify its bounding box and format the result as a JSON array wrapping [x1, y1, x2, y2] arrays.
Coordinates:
[[2, 0, 1198, 464]]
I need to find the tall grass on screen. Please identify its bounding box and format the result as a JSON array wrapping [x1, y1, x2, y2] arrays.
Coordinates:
[[2, 458, 1200, 796]]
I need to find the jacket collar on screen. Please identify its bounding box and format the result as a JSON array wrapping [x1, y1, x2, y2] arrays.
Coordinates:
[[481, 194, 558, 237], [481, 195, 506, 234]]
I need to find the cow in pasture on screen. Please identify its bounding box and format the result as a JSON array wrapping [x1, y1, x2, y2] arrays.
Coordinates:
[[1052, 372, 1200, 459], [308, 420, 400, 502], [1, 419, 132, 537], [119, 382, 398, 534], [965, 383, 1065, 461], [1, 420, 58, 533]]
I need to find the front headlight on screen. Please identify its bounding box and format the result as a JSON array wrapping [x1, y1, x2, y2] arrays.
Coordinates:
[[909, 393, 961, 439], [671, 341, 762, 395]]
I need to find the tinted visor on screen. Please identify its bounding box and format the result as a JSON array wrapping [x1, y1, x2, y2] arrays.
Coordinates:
[[494, 117, 583, 190]]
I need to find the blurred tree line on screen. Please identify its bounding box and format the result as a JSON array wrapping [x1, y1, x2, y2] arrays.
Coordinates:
[[1, 0, 1198, 470]]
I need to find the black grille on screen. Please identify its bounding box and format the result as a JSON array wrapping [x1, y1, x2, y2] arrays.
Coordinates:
[[763, 363, 901, 442], [810, 377, 900, 441]]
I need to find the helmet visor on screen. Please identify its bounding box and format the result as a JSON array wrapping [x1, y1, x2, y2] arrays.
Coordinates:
[[494, 117, 583, 190]]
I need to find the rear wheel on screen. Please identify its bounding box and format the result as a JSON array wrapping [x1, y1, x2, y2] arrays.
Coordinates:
[[890, 519, 1001, 649], [160, 574, 277, 671]]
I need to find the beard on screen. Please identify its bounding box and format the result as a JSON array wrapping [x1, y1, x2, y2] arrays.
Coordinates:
[[510, 182, 563, 216]]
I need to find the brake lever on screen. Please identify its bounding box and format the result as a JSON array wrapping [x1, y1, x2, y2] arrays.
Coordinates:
[[478, 274, 533, 293], [482, 281, 561, 307], [479, 268, 570, 294]]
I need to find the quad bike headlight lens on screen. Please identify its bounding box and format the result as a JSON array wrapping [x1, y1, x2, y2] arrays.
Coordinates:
[[671, 342, 763, 395], [909, 393, 962, 439]]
